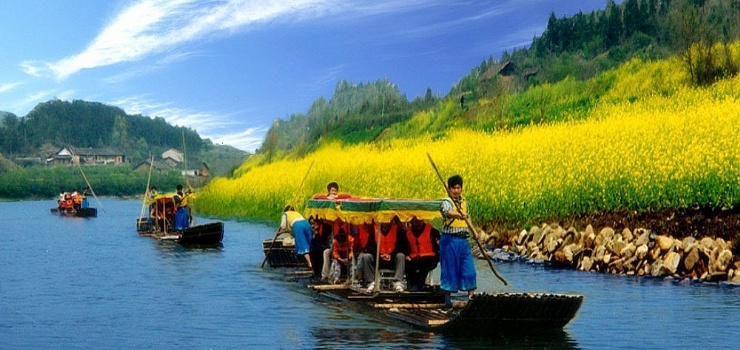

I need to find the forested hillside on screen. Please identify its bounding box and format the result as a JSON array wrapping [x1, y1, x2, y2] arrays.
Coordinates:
[[198, 0, 740, 225], [0, 100, 248, 199], [257, 0, 740, 162], [0, 99, 206, 163]]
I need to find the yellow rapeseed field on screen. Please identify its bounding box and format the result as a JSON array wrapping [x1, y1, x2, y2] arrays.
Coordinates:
[[196, 56, 740, 226]]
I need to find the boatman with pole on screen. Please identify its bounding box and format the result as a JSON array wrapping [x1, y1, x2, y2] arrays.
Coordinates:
[[439, 174, 476, 309]]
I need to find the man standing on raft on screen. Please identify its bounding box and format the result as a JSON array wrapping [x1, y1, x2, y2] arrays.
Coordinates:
[[280, 205, 313, 268], [439, 174, 476, 308]]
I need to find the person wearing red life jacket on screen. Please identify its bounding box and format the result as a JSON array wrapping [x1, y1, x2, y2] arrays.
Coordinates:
[[329, 227, 354, 284], [350, 223, 373, 285], [405, 217, 440, 292], [320, 219, 350, 283], [359, 217, 409, 292]]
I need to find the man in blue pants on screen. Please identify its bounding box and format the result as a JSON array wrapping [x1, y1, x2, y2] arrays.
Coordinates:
[[439, 174, 476, 308]]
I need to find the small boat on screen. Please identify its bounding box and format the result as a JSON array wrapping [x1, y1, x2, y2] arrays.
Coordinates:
[[137, 193, 223, 246], [265, 196, 585, 336], [262, 236, 309, 268], [50, 206, 97, 217], [311, 285, 583, 336], [51, 192, 96, 217]]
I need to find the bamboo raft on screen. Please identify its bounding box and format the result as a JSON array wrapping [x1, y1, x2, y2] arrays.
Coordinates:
[[138, 218, 223, 246], [309, 284, 584, 336], [266, 196, 584, 336]]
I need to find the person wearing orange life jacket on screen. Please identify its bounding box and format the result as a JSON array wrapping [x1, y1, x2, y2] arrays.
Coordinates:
[[329, 227, 354, 284], [350, 223, 373, 285], [405, 216, 440, 292], [359, 217, 409, 292], [320, 219, 350, 283], [71, 189, 82, 209], [279, 205, 313, 268], [439, 174, 477, 309]]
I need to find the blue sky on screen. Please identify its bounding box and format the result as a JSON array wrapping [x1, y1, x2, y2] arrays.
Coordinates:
[[0, 0, 612, 152]]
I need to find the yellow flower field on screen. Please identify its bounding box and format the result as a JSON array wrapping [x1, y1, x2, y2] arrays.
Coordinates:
[[195, 57, 740, 226]]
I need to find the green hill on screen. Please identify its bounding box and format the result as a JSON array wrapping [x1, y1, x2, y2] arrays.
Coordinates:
[[195, 0, 740, 230], [0, 100, 248, 199]]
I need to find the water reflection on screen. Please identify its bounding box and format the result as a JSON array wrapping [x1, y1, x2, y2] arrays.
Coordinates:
[[310, 326, 578, 349], [311, 327, 441, 349]]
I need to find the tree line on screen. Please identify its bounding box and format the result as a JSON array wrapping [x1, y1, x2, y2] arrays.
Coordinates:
[[0, 99, 207, 164], [259, 79, 439, 160]]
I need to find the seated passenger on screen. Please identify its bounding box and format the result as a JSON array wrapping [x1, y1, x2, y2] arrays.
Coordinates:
[[350, 222, 374, 286], [321, 219, 349, 283], [405, 217, 440, 292], [329, 228, 353, 284], [358, 217, 409, 292], [309, 217, 331, 280]]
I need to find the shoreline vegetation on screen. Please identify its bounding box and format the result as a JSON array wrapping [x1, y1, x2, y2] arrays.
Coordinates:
[[194, 53, 740, 283]]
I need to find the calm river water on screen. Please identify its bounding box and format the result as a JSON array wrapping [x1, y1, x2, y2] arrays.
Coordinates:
[[1, 199, 738, 349]]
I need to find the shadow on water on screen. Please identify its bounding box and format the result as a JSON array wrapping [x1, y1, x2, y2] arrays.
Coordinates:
[[309, 325, 578, 349], [151, 239, 224, 258]]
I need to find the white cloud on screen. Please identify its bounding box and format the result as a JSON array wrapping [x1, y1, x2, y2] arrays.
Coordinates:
[[30, 0, 340, 80], [0, 81, 24, 93], [209, 127, 267, 153], [110, 95, 264, 152]]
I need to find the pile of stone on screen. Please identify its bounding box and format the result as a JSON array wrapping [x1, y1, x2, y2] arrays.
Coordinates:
[[476, 223, 740, 283]]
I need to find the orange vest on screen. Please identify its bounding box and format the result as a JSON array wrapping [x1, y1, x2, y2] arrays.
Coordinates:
[[406, 224, 436, 259], [352, 224, 372, 254], [332, 235, 353, 259], [378, 224, 398, 255]]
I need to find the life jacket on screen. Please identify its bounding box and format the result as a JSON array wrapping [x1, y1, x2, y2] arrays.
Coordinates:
[[406, 224, 436, 259], [443, 197, 469, 229], [175, 192, 191, 208], [378, 224, 398, 255], [332, 234, 353, 259], [352, 224, 373, 254]]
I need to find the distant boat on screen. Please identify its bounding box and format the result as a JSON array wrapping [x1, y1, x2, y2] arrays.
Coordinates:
[[51, 193, 96, 218], [137, 193, 223, 246], [50, 206, 97, 218]]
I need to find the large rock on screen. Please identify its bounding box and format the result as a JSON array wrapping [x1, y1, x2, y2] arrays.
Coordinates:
[[517, 229, 528, 245], [683, 247, 700, 271], [580, 256, 593, 271], [531, 226, 544, 245], [620, 243, 637, 259], [635, 244, 649, 259], [715, 249, 733, 272], [599, 227, 616, 242], [656, 235, 674, 252], [611, 240, 627, 256], [663, 251, 681, 275], [585, 232, 597, 249], [635, 229, 651, 246], [622, 228, 634, 243], [650, 260, 667, 276]]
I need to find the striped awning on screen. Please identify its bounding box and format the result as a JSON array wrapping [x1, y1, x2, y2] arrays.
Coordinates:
[[304, 197, 443, 224]]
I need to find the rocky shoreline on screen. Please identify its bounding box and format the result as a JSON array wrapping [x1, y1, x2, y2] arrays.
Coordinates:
[[476, 207, 740, 283]]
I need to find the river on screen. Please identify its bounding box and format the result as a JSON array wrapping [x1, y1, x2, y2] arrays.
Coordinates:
[[1, 199, 738, 349]]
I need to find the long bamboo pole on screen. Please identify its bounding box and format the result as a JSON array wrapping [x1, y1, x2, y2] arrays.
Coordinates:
[[138, 154, 154, 221], [426, 152, 507, 286], [72, 149, 104, 213]]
